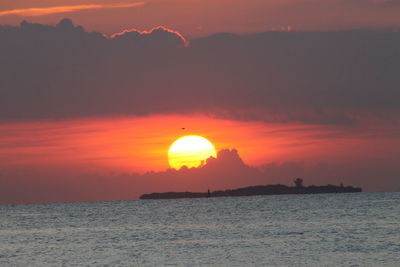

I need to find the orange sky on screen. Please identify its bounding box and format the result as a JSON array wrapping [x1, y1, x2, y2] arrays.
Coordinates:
[[1, 1, 400, 204], [1, 115, 398, 173], [1, 114, 399, 205]]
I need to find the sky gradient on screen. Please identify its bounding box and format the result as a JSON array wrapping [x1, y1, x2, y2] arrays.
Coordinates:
[[0, 2, 399, 204]]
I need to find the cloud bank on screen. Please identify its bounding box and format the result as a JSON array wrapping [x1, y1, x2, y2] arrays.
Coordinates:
[[0, 19, 399, 124], [3, 149, 389, 205]]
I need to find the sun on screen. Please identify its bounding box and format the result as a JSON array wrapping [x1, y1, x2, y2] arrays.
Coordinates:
[[168, 135, 217, 169]]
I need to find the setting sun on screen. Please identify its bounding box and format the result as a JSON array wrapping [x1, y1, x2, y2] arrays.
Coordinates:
[[168, 135, 217, 169]]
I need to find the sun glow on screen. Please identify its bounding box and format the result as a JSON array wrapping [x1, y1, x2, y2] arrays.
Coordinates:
[[168, 135, 217, 169]]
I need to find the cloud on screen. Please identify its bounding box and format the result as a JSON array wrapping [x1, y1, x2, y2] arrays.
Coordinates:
[[110, 26, 188, 47], [351, 0, 400, 6], [0, 149, 263, 204], [0, 2, 145, 17], [0, 19, 399, 124], [1, 148, 396, 205]]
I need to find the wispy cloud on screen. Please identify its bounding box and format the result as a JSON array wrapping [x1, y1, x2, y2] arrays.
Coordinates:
[[0, 2, 145, 17]]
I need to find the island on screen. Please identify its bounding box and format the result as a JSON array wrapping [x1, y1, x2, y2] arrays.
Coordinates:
[[139, 178, 362, 200]]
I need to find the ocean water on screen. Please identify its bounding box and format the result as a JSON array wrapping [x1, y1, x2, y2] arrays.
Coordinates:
[[1, 192, 399, 266]]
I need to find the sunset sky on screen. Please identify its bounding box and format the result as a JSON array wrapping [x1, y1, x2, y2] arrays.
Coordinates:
[[0, 0, 399, 204], [1, 0, 400, 37]]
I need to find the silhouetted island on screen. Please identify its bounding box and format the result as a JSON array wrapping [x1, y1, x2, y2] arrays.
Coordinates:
[[139, 178, 362, 200]]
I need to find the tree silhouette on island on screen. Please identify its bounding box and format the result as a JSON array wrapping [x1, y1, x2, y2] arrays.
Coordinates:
[[294, 178, 304, 188]]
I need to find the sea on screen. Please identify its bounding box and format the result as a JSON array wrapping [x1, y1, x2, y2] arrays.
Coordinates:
[[1, 192, 399, 266]]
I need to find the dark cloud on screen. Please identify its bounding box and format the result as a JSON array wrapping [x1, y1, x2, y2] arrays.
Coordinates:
[[347, 0, 400, 8], [0, 19, 399, 124]]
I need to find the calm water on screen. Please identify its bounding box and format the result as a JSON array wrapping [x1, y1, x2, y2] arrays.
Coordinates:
[[1, 192, 399, 266]]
